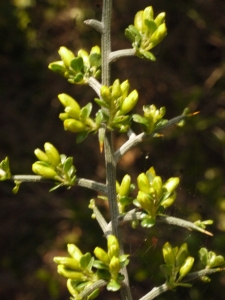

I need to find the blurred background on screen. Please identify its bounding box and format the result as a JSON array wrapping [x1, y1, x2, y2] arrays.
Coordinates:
[[0, 0, 225, 299]]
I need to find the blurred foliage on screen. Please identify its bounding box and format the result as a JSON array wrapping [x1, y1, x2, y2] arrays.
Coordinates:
[[0, 0, 225, 299]]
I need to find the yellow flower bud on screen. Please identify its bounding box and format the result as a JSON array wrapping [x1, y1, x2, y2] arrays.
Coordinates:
[[120, 90, 138, 115], [94, 247, 110, 265], [179, 256, 194, 279], [58, 46, 75, 68], [137, 173, 150, 193], [109, 256, 120, 278], [44, 142, 61, 167], [107, 235, 119, 259], [78, 49, 89, 65], [57, 265, 87, 280], [58, 93, 81, 119], [154, 12, 166, 27], [67, 244, 83, 261], [163, 177, 179, 194], [64, 119, 87, 132], [134, 10, 144, 31], [67, 279, 79, 297], [32, 162, 57, 178], [119, 174, 131, 197], [53, 257, 81, 271], [34, 148, 49, 162], [150, 23, 167, 48]]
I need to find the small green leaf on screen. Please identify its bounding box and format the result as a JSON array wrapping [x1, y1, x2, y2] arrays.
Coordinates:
[[70, 57, 84, 72], [80, 252, 92, 269], [89, 53, 101, 68], [144, 19, 157, 34], [80, 103, 93, 120], [63, 157, 73, 173], [141, 216, 156, 228], [132, 114, 149, 126], [140, 50, 156, 61], [107, 279, 121, 291], [76, 131, 89, 143], [12, 180, 22, 194], [73, 73, 84, 83], [94, 98, 109, 108]]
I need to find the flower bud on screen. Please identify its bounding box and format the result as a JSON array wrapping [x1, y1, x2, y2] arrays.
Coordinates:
[[78, 49, 89, 65], [59, 112, 70, 121], [150, 23, 167, 48], [67, 244, 83, 261], [179, 256, 194, 279], [34, 148, 49, 162], [107, 235, 119, 259], [32, 162, 57, 178], [44, 142, 61, 167], [175, 243, 188, 268], [154, 12, 166, 27], [58, 93, 81, 119], [120, 90, 138, 115], [152, 176, 162, 200], [111, 79, 121, 100], [163, 177, 179, 194], [119, 174, 131, 197], [118, 81, 128, 99], [160, 193, 176, 209], [48, 61, 66, 75], [143, 6, 154, 21], [54, 257, 81, 270], [109, 256, 120, 278], [137, 173, 150, 193], [57, 265, 87, 280], [90, 45, 101, 55], [100, 85, 111, 104], [162, 242, 175, 266], [64, 119, 87, 132], [58, 46, 75, 68], [137, 191, 154, 215], [134, 11, 144, 31], [94, 247, 110, 265]]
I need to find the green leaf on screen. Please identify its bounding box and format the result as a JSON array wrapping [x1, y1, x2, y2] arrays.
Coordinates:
[[73, 73, 84, 83], [96, 269, 111, 280], [140, 50, 156, 61], [70, 57, 84, 72], [63, 157, 73, 173], [94, 98, 109, 108], [144, 19, 157, 34], [132, 114, 149, 126], [76, 131, 89, 143], [80, 252, 92, 269], [89, 53, 101, 68], [80, 103, 92, 120], [93, 260, 109, 270], [12, 180, 22, 194], [141, 216, 156, 228], [107, 279, 121, 292]]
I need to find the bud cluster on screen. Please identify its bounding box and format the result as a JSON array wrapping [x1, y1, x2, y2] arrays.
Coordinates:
[[133, 104, 167, 133], [54, 244, 99, 299], [160, 242, 194, 287], [0, 156, 11, 181], [48, 46, 101, 84], [116, 174, 134, 213], [133, 167, 179, 227], [58, 93, 102, 142], [125, 6, 167, 60], [93, 235, 129, 291], [32, 142, 76, 190], [95, 79, 139, 132]]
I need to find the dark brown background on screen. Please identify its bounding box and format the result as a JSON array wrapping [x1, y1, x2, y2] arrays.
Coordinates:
[[1, 0, 225, 299]]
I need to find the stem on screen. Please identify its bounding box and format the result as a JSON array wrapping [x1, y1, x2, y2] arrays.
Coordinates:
[[101, 0, 112, 86], [114, 114, 190, 162], [109, 48, 136, 63], [101, 1, 132, 298]]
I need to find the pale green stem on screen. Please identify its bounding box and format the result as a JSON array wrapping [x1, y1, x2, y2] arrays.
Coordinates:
[[109, 48, 136, 63], [114, 114, 189, 162], [119, 211, 213, 236], [101, 1, 132, 299]]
